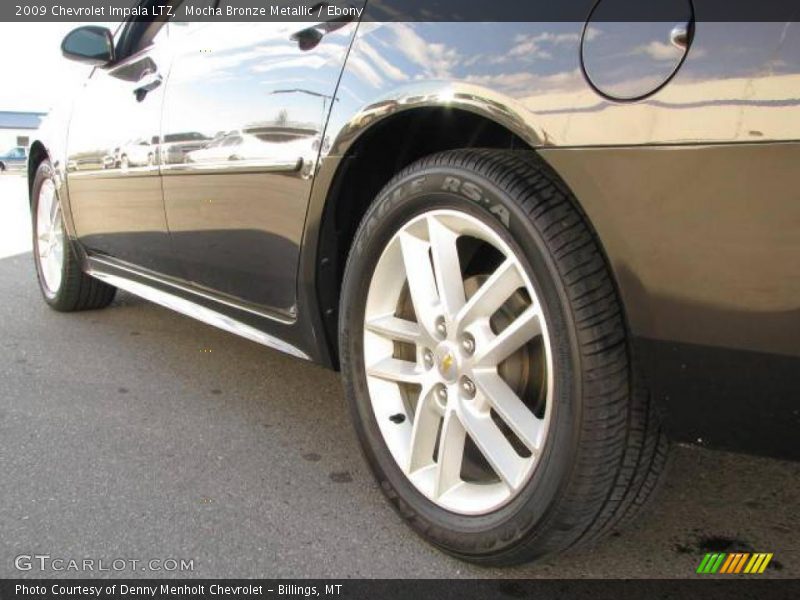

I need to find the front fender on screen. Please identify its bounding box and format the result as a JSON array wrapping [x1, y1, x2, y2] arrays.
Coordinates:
[[27, 97, 76, 239]]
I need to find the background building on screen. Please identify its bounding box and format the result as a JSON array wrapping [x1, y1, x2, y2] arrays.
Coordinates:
[[0, 111, 46, 152]]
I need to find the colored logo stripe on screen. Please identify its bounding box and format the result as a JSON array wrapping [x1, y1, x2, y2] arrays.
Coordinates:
[[719, 553, 749, 573], [697, 552, 774, 574], [697, 553, 726, 573], [744, 553, 774, 574]]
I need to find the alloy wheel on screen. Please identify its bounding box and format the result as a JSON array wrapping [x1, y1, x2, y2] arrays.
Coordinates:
[[36, 178, 65, 295], [363, 209, 553, 515]]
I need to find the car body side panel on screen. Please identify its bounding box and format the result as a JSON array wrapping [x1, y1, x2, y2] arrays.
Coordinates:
[[542, 143, 800, 460], [320, 21, 800, 153], [313, 21, 800, 356], [65, 32, 181, 277], [160, 19, 364, 315], [30, 19, 800, 457], [301, 21, 800, 457], [540, 143, 800, 358]]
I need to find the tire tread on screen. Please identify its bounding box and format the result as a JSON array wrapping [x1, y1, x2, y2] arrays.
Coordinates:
[[341, 148, 670, 566]]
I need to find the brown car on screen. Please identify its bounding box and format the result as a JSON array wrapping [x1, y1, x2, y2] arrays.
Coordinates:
[[27, 1, 799, 565]]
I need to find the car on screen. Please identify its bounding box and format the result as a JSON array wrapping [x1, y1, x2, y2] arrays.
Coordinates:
[[116, 137, 157, 169], [159, 131, 211, 164], [0, 146, 27, 171], [26, 2, 799, 567], [184, 128, 315, 169]]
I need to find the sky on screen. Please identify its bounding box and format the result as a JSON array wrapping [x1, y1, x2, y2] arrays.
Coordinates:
[[0, 23, 114, 113]]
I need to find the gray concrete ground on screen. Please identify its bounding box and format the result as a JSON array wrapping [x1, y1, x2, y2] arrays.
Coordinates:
[[0, 174, 797, 578]]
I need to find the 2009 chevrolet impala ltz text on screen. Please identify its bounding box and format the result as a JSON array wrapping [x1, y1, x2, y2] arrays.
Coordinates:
[[27, 0, 799, 566]]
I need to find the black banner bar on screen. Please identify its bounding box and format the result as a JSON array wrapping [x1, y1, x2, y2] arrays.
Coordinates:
[[1, 579, 799, 600], [3, 0, 800, 23]]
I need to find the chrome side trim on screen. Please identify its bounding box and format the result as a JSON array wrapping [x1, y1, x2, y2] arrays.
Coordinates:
[[86, 263, 309, 361], [67, 160, 303, 180], [88, 255, 295, 324], [66, 166, 160, 179], [160, 159, 303, 176]]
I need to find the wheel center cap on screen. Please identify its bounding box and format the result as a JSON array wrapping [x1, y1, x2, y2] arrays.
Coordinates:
[[435, 343, 460, 383]]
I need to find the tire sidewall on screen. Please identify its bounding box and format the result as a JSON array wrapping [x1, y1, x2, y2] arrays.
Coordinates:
[[340, 161, 585, 558]]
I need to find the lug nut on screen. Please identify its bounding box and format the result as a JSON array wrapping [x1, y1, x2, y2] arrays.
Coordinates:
[[422, 348, 434, 370], [460, 376, 476, 399], [435, 316, 447, 339], [461, 333, 475, 356]]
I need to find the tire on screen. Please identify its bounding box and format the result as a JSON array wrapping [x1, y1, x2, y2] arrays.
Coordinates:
[[0, 162, 6, 172], [339, 149, 669, 566], [31, 160, 116, 312]]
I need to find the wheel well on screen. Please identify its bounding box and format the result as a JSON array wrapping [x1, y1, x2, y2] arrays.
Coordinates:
[[315, 107, 531, 368], [27, 141, 48, 201]]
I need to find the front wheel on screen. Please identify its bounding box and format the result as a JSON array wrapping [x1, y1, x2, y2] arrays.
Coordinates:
[[31, 160, 116, 311], [339, 149, 669, 565]]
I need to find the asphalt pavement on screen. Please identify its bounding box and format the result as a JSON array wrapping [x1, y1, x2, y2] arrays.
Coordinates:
[[0, 174, 797, 578]]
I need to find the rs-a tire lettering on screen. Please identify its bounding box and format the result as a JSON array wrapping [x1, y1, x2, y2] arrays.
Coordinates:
[[441, 176, 510, 227]]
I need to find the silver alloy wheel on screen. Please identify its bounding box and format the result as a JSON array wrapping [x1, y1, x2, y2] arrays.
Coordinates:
[[363, 209, 553, 515], [36, 178, 65, 295]]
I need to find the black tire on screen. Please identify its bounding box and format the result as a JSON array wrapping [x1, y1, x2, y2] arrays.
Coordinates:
[[31, 160, 116, 312], [0, 162, 6, 172], [339, 149, 669, 566]]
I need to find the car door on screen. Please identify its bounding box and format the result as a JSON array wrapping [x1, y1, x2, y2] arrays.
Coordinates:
[[66, 16, 181, 277], [160, 11, 364, 316]]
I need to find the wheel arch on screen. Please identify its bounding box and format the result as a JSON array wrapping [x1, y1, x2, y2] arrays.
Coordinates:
[[27, 140, 49, 203]]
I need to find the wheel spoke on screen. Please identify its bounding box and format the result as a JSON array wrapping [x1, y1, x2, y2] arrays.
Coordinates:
[[34, 180, 64, 294], [37, 217, 49, 241], [455, 259, 523, 328], [49, 198, 61, 228], [473, 305, 542, 367], [365, 315, 421, 344], [366, 357, 420, 384], [433, 409, 466, 498], [37, 197, 51, 239], [459, 407, 528, 489], [474, 372, 543, 452], [50, 242, 64, 266], [407, 386, 441, 473], [399, 232, 440, 338], [427, 216, 465, 317]]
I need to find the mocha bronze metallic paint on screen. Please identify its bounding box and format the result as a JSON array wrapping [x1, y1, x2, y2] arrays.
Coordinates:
[[541, 143, 800, 358], [30, 14, 800, 456], [314, 21, 800, 359]]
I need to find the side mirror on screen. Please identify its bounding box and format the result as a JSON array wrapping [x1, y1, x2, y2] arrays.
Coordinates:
[[61, 26, 115, 67]]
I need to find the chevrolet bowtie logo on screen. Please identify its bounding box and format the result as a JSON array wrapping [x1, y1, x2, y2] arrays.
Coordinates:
[[441, 353, 454, 372]]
